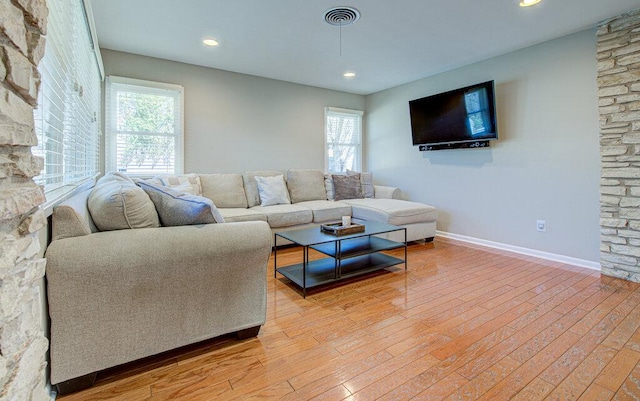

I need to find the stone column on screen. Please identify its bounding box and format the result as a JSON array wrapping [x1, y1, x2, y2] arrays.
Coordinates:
[[598, 9, 640, 282], [0, 0, 52, 400]]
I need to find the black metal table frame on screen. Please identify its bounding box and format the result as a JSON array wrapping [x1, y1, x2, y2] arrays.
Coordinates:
[[273, 223, 407, 298]]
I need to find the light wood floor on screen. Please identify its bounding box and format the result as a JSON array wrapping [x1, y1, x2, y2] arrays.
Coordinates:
[[59, 238, 640, 401]]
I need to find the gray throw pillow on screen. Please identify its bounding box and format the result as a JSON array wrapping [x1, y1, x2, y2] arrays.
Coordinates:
[[347, 169, 375, 198], [88, 172, 160, 231], [332, 174, 364, 201], [137, 181, 225, 226]]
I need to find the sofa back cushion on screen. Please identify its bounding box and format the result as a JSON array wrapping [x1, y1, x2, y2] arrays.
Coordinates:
[[199, 174, 248, 208], [243, 170, 282, 207], [286, 169, 327, 203], [88, 172, 160, 231]]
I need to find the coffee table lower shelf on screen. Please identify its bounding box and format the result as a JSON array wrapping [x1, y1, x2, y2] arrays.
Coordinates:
[[276, 253, 404, 291]]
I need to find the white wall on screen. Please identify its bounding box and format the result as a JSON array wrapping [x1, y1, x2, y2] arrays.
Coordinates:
[[101, 49, 365, 173], [365, 30, 601, 262]]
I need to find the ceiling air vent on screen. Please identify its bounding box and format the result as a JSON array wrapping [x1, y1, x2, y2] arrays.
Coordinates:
[[324, 7, 360, 26]]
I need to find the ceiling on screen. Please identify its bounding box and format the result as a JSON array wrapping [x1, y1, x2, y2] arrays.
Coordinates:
[[90, 0, 640, 95]]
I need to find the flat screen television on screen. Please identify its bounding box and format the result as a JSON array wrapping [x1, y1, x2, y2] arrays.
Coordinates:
[[409, 80, 498, 149]]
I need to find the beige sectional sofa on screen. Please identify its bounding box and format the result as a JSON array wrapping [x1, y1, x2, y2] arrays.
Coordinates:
[[203, 169, 437, 245], [45, 168, 436, 394]]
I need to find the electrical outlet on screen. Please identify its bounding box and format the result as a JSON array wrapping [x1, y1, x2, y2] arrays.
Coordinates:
[[537, 220, 546, 232]]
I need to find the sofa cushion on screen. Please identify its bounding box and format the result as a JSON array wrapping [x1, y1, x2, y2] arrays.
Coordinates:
[[340, 199, 437, 226], [199, 174, 248, 208], [294, 200, 352, 223], [250, 204, 313, 228], [347, 170, 375, 199], [255, 175, 291, 206], [88, 172, 160, 231], [138, 181, 225, 226], [156, 173, 202, 196], [332, 174, 363, 201], [219, 208, 268, 223], [243, 170, 282, 208], [286, 169, 327, 203]]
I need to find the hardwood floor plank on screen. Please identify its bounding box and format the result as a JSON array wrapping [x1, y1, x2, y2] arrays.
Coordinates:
[[509, 307, 589, 364], [443, 291, 536, 339], [430, 301, 537, 361], [57, 240, 640, 401], [307, 384, 351, 401], [413, 372, 469, 400], [594, 348, 640, 393], [474, 330, 583, 400], [61, 387, 151, 401], [148, 378, 231, 401], [612, 360, 640, 400], [602, 300, 640, 350], [543, 345, 617, 401], [279, 350, 392, 401], [576, 383, 614, 401], [347, 355, 440, 400], [343, 342, 440, 394], [456, 309, 563, 380], [539, 311, 630, 387], [444, 356, 520, 401], [509, 377, 555, 401]]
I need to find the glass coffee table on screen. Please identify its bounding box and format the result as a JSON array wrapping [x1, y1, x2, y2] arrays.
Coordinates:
[[274, 221, 407, 297]]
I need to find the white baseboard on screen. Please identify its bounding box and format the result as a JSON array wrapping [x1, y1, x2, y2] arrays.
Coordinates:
[[436, 230, 601, 271]]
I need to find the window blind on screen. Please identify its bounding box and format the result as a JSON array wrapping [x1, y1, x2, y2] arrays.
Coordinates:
[[32, 0, 103, 207], [325, 107, 364, 173]]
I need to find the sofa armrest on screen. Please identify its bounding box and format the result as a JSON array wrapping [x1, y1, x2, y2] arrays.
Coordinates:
[[374, 185, 401, 199], [45, 221, 272, 385]]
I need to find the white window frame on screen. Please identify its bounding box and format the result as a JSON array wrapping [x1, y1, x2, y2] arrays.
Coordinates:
[[324, 107, 364, 174], [105, 76, 184, 176]]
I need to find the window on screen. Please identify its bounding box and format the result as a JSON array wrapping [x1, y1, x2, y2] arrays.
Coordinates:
[[105, 77, 184, 176], [32, 0, 103, 206], [325, 107, 363, 173]]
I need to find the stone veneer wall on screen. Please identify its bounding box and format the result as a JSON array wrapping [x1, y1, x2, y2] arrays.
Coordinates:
[[599, 9, 640, 282], [0, 0, 52, 400]]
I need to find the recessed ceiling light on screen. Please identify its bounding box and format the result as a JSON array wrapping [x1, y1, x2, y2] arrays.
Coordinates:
[[203, 38, 219, 47], [519, 0, 542, 7], [343, 72, 356, 78]]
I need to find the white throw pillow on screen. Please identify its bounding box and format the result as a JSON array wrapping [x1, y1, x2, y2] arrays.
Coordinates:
[[156, 173, 203, 195], [167, 181, 197, 195], [324, 174, 336, 201], [255, 175, 291, 206]]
